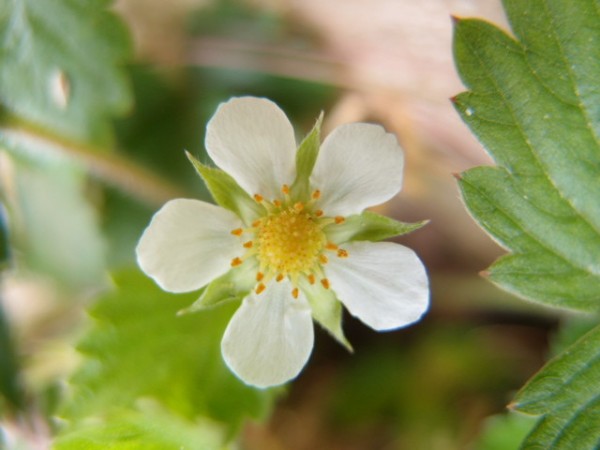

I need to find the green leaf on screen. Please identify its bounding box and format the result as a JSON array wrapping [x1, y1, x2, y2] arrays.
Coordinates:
[[453, 1, 600, 312], [186, 151, 264, 225], [54, 403, 226, 450], [60, 269, 278, 436], [473, 413, 537, 450], [180, 261, 257, 314], [290, 112, 323, 200], [325, 210, 427, 244], [511, 324, 600, 449], [0, 0, 132, 144], [6, 156, 106, 288], [299, 279, 352, 352]]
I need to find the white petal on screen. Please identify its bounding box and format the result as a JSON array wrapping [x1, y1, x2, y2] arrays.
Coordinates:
[[221, 280, 314, 388], [310, 123, 404, 217], [206, 97, 297, 200], [136, 199, 243, 293], [324, 241, 429, 331]]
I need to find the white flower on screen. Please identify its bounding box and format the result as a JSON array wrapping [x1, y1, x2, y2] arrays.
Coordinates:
[[136, 97, 429, 388]]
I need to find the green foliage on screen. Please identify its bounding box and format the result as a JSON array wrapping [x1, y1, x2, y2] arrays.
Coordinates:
[[511, 325, 600, 449], [54, 403, 226, 450], [58, 269, 278, 443], [453, 1, 600, 312], [0, 0, 132, 144], [474, 413, 536, 450], [453, 0, 600, 446]]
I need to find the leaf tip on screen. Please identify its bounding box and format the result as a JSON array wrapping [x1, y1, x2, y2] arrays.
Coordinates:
[[450, 15, 463, 26], [452, 171, 463, 180], [479, 269, 491, 278]]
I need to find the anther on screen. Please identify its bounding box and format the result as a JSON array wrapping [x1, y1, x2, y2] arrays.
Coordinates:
[[337, 249, 349, 258], [276, 273, 284, 282], [292, 288, 299, 299], [315, 210, 324, 217], [273, 199, 282, 207], [321, 278, 330, 289], [312, 190, 321, 200], [319, 254, 329, 264], [231, 257, 243, 267], [243, 241, 254, 248], [256, 272, 264, 282], [308, 274, 316, 285], [282, 184, 290, 195], [334, 216, 345, 224], [294, 202, 304, 211], [231, 228, 243, 236], [256, 283, 266, 294], [253, 194, 264, 203], [252, 219, 261, 228], [326, 242, 338, 251]]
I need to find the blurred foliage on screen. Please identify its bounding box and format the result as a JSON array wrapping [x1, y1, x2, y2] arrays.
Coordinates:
[[57, 269, 279, 445]]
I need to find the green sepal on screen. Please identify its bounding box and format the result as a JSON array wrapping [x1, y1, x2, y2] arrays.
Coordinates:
[[325, 210, 428, 244], [290, 112, 323, 201], [178, 260, 258, 315], [300, 279, 352, 352], [186, 151, 264, 225]]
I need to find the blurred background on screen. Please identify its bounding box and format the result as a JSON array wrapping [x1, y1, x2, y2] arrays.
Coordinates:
[[0, 0, 564, 448]]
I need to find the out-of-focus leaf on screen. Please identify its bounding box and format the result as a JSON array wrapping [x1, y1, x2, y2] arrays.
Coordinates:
[[511, 325, 600, 449], [474, 413, 536, 450], [7, 157, 106, 288], [0, 300, 24, 413], [453, 0, 600, 312], [0, 0, 132, 144], [54, 402, 226, 450], [60, 269, 277, 436]]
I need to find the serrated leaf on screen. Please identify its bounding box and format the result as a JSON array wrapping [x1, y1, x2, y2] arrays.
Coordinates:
[[511, 325, 600, 449], [54, 403, 226, 450], [290, 112, 323, 200], [453, 0, 600, 312], [0, 0, 132, 144], [186, 151, 264, 225], [60, 269, 278, 436], [325, 210, 426, 245]]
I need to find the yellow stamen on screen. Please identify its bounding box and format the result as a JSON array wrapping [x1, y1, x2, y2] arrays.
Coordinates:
[[231, 257, 243, 267], [282, 184, 290, 195], [252, 219, 262, 228], [243, 241, 254, 249], [254, 194, 264, 203], [276, 273, 284, 282], [312, 190, 321, 200], [319, 254, 329, 264], [292, 288, 299, 299], [315, 210, 324, 217], [231, 228, 243, 236], [337, 249, 349, 258], [256, 272, 264, 282], [326, 242, 338, 251], [334, 216, 345, 224], [273, 199, 282, 207], [294, 202, 304, 212], [308, 274, 316, 285], [256, 283, 266, 294], [321, 278, 330, 289]]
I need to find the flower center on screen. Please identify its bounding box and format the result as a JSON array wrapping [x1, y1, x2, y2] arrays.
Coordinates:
[[229, 186, 349, 298], [255, 207, 325, 277]]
